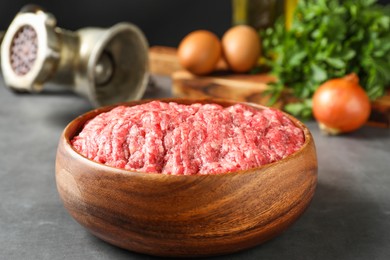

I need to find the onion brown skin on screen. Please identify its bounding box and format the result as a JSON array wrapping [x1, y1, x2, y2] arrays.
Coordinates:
[[312, 73, 371, 135]]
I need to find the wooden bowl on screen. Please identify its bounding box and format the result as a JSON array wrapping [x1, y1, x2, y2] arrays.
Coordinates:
[[55, 98, 317, 257]]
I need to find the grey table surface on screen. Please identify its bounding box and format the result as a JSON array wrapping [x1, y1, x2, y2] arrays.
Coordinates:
[[0, 75, 389, 260]]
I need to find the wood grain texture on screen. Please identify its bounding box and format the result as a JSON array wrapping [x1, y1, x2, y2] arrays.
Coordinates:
[[172, 70, 289, 109], [370, 89, 390, 128], [55, 98, 318, 257], [149, 46, 182, 76]]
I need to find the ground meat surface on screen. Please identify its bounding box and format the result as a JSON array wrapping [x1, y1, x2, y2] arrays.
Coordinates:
[[71, 101, 304, 175]]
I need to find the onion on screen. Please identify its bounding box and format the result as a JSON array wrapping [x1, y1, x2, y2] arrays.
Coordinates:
[[312, 73, 371, 135]]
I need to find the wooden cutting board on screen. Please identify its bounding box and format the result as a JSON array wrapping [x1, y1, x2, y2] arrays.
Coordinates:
[[149, 46, 390, 127]]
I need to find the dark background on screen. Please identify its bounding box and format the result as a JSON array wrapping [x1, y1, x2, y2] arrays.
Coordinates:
[[0, 0, 389, 47], [0, 0, 232, 47]]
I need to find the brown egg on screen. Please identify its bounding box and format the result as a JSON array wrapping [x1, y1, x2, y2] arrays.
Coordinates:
[[177, 30, 221, 75], [222, 25, 261, 73]]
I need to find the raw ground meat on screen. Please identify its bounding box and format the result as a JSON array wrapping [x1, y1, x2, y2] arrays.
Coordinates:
[[71, 101, 305, 175]]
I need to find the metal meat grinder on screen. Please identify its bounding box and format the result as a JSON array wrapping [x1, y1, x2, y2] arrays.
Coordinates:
[[0, 5, 149, 106]]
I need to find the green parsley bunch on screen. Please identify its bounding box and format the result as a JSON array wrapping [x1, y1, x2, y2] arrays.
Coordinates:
[[262, 0, 390, 118]]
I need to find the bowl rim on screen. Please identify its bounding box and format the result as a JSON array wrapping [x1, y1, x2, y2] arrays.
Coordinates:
[[61, 97, 314, 178]]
